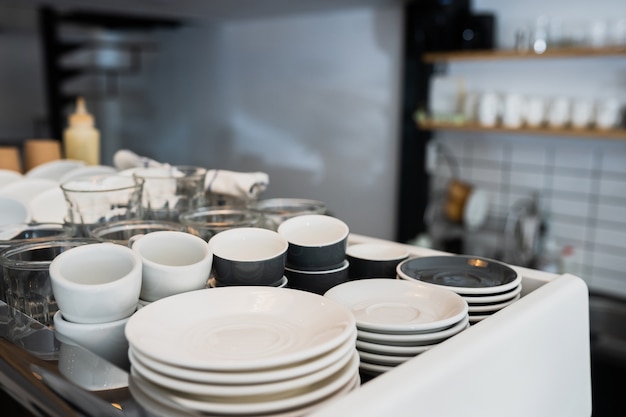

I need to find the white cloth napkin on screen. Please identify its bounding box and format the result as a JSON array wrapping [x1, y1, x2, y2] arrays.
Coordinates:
[[112, 149, 269, 200]]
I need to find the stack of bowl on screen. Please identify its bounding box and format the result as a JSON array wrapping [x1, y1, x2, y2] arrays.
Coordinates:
[[396, 255, 523, 324], [324, 279, 469, 378], [126, 287, 360, 417], [278, 214, 350, 295], [208, 227, 289, 288], [50, 243, 143, 369]]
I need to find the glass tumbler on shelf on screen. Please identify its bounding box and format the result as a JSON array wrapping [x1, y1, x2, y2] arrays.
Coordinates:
[[60, 174, 144, 237], [0, 238, 98, 327], [132, 166, 208, 222], [179, 206, 262, 241]]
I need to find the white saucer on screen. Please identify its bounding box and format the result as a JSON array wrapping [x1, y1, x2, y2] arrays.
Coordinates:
[[357, 349, 414, 366], [129, 330, 356, 385], [358, 360, 394, 375], [0, 196, 31, 226], [467, 294, 521, 314], [131, 354, 360, 415], [324, 278, 468, 334], [29, 186, 67, 223], [356, 314, 469, 346], [126, 287, 356, 371], [356, 338, 434, 356], [463, 283, 522, 305], [130, 347, 357, 398], [25, 159, 86, 182], [0, 178, 59, 205], [0, 169, 23, 188]]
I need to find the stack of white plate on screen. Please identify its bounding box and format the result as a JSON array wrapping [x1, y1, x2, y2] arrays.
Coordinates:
[[396, 255, 523, 324], [324, 279, 469, 378], [125, 287, 360, 417]]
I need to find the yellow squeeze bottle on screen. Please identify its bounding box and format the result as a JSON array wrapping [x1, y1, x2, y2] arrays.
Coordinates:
[[63, 97, 100, 165]]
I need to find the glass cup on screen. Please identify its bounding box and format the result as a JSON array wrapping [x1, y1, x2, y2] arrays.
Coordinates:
[[132, 166, 208, 222], [0, 222, 77, 303], [0, 238, 98, 327], [89, 219, 200, 246], [249, 198, 327, 231], [179, 206, 262, 241], [60, 175, 144, 237]]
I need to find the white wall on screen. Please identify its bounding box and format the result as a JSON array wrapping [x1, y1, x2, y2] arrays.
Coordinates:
[[125, 7, 403, 240]]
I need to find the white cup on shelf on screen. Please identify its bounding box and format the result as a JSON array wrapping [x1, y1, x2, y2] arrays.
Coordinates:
[[595, 97, 622, 130], [502, 93, 527, 128], [571, 98, 596, 129], [547, 97, 571, 128], [525, 96, 547, 127], [477, 92, 501, 127]]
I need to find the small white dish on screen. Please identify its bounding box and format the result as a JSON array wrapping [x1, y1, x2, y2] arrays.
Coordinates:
[[356, 338, 434, 356], [467, 294, 521, 314], [25, 159, 86, 182], [0, 169, 23, 188], [463, 283, 522, 305], [0, 196, 31, 226], [324, 278, 468, 333], [128, 330, 356, 385], [59, 165, 117, 184], [29, 187, 68, 223], [131, 354, 359, 416], [0, 178, 59, 205], [357, 349, 414, 366], [358, 360, 394, 375], [356, 315, 469, 346], [125, 287, 356, 371]]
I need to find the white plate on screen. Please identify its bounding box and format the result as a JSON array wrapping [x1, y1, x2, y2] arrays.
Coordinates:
[[0, 196, 31, 226], [129, 329, 356, 385], [356, 314, 469, 346], [357, 349, 414, 366], [0, 169, 23, 188], [129, 370, 360, 417], [358, 360, 394, 375], [126, 287, 356, 371], [324, 278, 467, 333], [0, 178, 59, 205], [132, 353, 360, 415], [467, 294, 521, 313], [29, 187, 68, 223], [131, 346, 357, 398], [463, 283, 522, 305], [25, 159, 86, 181], [58, 165, 117, 184], [356, 338, 434, 356]]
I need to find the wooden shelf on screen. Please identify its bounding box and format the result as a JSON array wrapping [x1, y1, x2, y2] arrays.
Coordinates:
[[417, 119, 626, 140], [422, 45, 626, 63]]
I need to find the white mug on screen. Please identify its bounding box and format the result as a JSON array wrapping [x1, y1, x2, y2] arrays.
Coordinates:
[[49, 243, 142, 324], [502, 93, 527, 128], [526, 96, 547, 127], [547, 97, 571, 128], [131, 231, 213, 302], [571, 98, 595, 129], [595, 98, 622, 130], [477, 92, 501, 127]]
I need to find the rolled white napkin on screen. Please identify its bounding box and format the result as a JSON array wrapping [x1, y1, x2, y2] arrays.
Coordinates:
[[112, 149, 269, 200]]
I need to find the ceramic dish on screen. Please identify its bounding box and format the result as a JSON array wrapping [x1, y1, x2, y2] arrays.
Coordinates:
[[128, 330, 356, 385], [324, 278, 468, 333], [130, 355, 360, 415], [357, 349, 414, 366], [126, 287, 356, 371], [355, 314, 469, 346], [356, 338, 435, 356], [208, 276, 288, 288], [0, 178, 59, 205], [29, 187, 67, 223], [129, 370, 360, 417], [397, 255, 522, 295], [130, 346, 357, 398], [0, 169, 23, 188], [358, 360, 394, 375], [462, 283, 523, 304], [58, 165, 117, 183], [467, 294, 521, 313], [25, 159, 86, 181], [0, 196, 31, 226]]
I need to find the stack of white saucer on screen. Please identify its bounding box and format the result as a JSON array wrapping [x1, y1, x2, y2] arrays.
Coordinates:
[[324, 279, 469, 378], [126, 287, 360, 417]]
